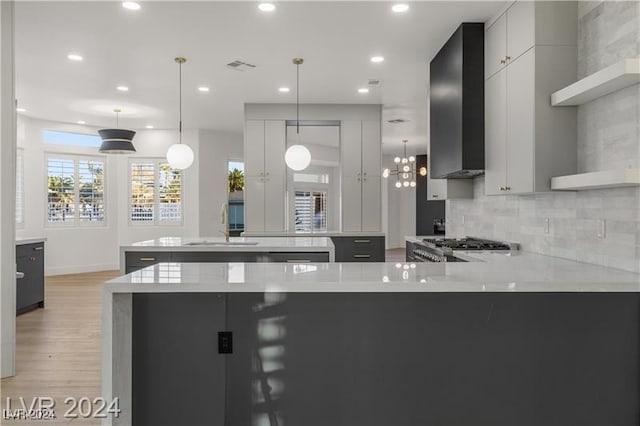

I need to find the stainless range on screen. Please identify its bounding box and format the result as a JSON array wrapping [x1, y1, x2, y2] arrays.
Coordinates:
[[407, 237, 519, 262]]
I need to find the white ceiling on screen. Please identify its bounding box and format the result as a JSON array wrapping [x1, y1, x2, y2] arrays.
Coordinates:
[[14, 1, 504, 155]]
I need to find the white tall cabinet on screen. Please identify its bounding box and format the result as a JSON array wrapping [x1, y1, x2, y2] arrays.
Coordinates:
[[484, 1, 578, 195], [244, 120, 286, 232], [341, 121, 382, 232]]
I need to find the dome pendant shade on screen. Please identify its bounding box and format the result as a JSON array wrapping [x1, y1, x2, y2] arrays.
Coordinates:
[[98, 128, 136, 153], [166, 143, 194, 170]]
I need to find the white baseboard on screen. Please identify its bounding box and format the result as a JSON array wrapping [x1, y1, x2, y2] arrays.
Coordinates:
[[46, 263, 119, 277]]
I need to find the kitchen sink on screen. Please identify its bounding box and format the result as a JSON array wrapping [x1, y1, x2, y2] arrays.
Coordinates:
[[183, 241, 259, 246]]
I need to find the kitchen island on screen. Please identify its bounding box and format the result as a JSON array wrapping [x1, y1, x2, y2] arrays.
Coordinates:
[[120, 236, 335, 273], [103, 257, 640, 426]]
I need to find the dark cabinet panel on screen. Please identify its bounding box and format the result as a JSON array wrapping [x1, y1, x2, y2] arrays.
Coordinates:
[[124, 252, 172, 273], [331, 236, 385, 262], [132, 293, 227, 426], [267, 252, 330, 263], [125, 250, 332, 273], [16, 242, 45, 315]]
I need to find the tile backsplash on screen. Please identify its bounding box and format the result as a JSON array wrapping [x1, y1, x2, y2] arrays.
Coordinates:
[[447, 1, 640, 272]]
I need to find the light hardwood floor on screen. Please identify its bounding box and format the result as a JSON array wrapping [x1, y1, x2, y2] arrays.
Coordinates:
[[1, 271, 119, 425]]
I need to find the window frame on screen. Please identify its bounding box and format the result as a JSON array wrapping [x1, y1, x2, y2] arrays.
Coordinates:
[[128, 158, 184, 226], [44, 152, 108, 228]]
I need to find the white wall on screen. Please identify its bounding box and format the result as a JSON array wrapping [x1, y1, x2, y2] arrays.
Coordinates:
[[198, 129, 243, 237], [16, 116, 206, 275], [382, 154, 416, 249]]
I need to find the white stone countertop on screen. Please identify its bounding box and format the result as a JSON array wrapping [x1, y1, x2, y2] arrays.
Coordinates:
[[16, 237, 47, 245], [104, 250, 640, 294], [121, 236, 334, 252], [241, 231, 386, 237]]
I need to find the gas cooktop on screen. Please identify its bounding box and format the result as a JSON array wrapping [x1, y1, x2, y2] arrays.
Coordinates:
[[421, 237, 517, 251]]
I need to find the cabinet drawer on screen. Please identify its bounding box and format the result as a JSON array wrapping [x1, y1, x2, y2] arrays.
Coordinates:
[[16, 243, 44, 258], [332, 237, 385, 262], [267, 252, 330, 263], [125, 252, 171, 269]]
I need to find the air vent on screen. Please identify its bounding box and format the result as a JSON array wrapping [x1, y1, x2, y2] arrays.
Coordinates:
[[387, 119, 408, 124], [368, 79, 380, 86], [226, 60, 257, 71]]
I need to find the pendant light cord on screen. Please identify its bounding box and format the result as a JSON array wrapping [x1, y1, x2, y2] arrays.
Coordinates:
[[296, 61, 300, 136], [179, 60, 183, 144]]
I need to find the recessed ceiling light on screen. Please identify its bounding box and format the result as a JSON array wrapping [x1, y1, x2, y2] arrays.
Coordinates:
[[116, 86, 129, 92], [198, 87, 210, 92], [122, 1, 141, 10], [16, 107, 26, 113], [358, 88, 369, 94], [278, 87, 290, 93], [371, 56, 385, 63], [392, 3, 409, 13], [258, 3, 276, 12], [77, 120, 86, 124], [145, 125, 154, 129], [67, 53, 83, 61]]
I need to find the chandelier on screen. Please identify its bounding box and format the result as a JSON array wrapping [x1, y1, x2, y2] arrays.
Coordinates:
[[382, 139, 426, 188]]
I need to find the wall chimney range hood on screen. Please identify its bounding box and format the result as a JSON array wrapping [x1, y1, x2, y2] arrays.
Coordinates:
[[429, 23, 484, 179]]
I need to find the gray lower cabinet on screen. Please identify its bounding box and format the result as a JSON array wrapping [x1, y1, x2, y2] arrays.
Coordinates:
[[16, 242, 45, 315], [124, 250, 331, 273], [331, 236, 385, 262], [132, 292, 640, 426]]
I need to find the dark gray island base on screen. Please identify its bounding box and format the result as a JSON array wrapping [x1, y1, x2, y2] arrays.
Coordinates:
[[131, 292, 639, 426]]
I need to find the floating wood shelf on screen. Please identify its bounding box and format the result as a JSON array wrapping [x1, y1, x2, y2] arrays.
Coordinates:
[[551, 58, 640, 106], [551, 169, 640, 191]]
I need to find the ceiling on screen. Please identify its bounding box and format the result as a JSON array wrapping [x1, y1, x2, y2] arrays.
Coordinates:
[[14, 1, 504, 155]]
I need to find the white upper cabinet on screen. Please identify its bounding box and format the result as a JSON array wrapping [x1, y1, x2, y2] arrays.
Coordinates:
[[244, 120, 286, 232], [340, 120, 382, 232], [485, 13, 507, 79], [484, 1, 578, 196], [484, 67, 508, 195], [506, 1, 534, 65]]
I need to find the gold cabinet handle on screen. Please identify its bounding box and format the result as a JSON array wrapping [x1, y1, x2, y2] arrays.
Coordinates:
[[353, 254, 371, 259], [499, 187, 505, 191], [432, 194, 439, 198], [505, 186, 511, 191], [139, 257, 156, 261], [354, 239, 371, 243], [500, 59, 506, 64], [505, 55, 511, 61]]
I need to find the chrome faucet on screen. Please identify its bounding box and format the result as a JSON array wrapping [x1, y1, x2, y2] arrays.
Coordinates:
[[219, 202, 230, 243]]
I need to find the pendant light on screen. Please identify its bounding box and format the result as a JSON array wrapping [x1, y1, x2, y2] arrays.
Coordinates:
[[382, 140, 427, 188], [285, 58, 311, 171], [166, 57, 194, 170], [98, 109, 136, 153]]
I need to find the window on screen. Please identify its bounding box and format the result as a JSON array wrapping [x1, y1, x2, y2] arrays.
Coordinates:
[[294, 191, 327, 233], [43, 130, 102, 148], [130, 160, 182, 224], [16, 149, 24, 227], [228, 161, 244, 232], [47, 156, 105, 225]]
